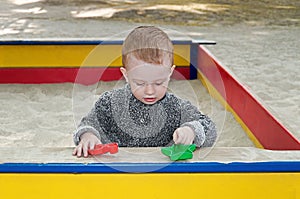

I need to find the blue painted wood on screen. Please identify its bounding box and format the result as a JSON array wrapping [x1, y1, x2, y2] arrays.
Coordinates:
[[189, 42, 199, 79], [0, 161, 299, 173], [0, 40, 216, 45]]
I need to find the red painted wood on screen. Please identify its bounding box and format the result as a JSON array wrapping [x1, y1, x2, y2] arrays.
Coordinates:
[[0, 67, 190, 85], [0, 68, 122, 85], [198, 45, 300, 150]]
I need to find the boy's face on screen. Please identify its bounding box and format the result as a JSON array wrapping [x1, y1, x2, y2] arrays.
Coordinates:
[[121, 56, 174, 105]]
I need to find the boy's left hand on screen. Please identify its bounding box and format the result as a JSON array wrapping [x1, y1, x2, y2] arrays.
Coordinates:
[[173, 126, 195, 145]]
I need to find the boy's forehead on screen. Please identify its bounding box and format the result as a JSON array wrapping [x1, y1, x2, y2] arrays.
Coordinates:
[[126, 53, 172, 68], [127, 64, 171, 81]]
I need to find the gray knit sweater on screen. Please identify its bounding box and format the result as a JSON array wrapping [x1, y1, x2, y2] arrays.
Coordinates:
[[73, 84, 217, 147]]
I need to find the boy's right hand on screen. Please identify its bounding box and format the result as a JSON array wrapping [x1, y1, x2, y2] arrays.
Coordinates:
[[72, 132, 101, 158]]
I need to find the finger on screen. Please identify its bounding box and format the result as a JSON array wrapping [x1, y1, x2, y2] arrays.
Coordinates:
[[181, 136, 187, 145], [187, 131, 195, 144], [175, 133, 184, 144], [173, 131, 179, 143], [76, 142, 85, 157], [82, 143, 89, 158], [186, 138, 193, 145], [89, 141, 96, 150], [96, 139, 101, 145], [72, 147, 77, 156], [187, 136, 194, 145], [76, 146, 82, 158], [181, 135, 189, 145], [185, 139, 192, 145]]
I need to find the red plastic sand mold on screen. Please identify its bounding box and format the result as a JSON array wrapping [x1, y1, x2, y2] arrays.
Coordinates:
[[88, 143, 119, 155]]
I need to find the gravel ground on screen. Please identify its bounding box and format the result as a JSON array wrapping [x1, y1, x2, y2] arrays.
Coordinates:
[[0, 0, 299, 140]]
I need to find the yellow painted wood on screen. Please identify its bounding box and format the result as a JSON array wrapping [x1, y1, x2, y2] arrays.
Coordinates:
[[0, 45, 122, 67], [174, 44, 190, 66], [197, 71, 264, 148], [0, 45, 189, 67], [0, 173, 299, 199]]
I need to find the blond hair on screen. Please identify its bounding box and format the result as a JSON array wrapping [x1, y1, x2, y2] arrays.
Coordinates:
[[122, 26, 173, 67]]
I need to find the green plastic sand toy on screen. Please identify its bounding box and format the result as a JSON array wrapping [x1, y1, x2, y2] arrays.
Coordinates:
[[161, 144, 197, 161]]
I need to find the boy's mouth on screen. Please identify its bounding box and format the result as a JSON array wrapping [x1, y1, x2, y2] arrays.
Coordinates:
[[143, 97, 156, 103]]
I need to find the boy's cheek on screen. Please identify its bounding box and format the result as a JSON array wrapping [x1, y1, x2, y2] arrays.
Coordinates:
[[130, 85, 142, 94]]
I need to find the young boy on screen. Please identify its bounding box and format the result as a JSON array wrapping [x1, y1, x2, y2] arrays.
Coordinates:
[[73, 26, 217, 157]]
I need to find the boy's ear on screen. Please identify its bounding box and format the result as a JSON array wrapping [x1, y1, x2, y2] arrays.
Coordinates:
[[120, 67, 128, 82], [170, 65, 176, 76]]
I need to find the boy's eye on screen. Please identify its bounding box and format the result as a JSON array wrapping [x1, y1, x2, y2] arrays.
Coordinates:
[[135, 82, 145, 86], [154, 82, 163, 86]]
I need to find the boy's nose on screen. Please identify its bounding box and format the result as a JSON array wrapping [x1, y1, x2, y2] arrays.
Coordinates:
[[144, 84, 155, 95]]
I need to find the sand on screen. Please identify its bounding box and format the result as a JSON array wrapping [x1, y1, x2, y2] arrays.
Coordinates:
[[0, 80, 254, 148], [0, 0, 299, 163], [2, 80, 300, 164]]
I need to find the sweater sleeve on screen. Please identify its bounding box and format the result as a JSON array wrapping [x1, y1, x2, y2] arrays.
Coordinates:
[[73, 92, 111, 145], [179, 99, 217, 147]]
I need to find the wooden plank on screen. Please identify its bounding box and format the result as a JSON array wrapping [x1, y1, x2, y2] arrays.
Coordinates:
[[0, 173, 299, 199], [197, 45, 300, 150], [0, 44, 190, 67]]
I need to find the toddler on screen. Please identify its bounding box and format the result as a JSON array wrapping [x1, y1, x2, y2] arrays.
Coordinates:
[[73, 26, 217, 157]]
